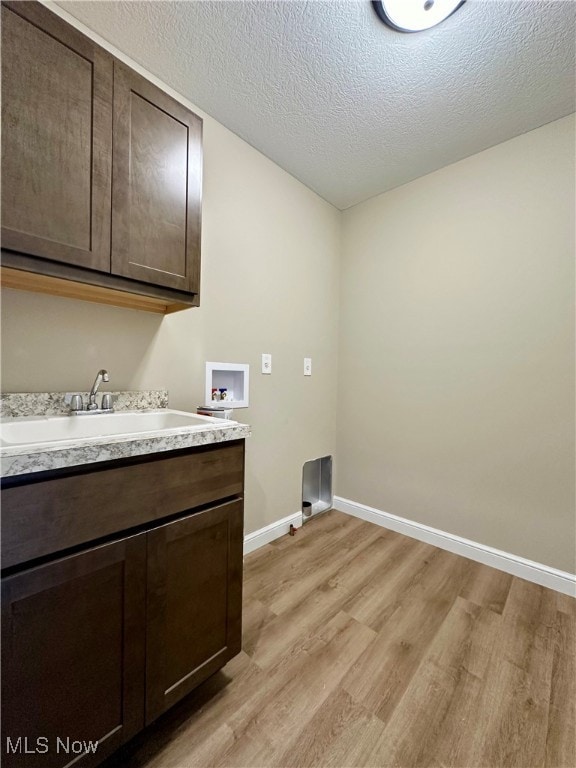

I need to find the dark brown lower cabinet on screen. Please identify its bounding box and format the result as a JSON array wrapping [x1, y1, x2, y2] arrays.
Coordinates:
[[1, 535, 147, 768], [1, 442, 245, 768], [146, 500, 243, 723]]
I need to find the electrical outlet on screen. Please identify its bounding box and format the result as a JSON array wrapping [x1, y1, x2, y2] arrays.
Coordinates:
[[304, 357, 312, 376], [262, 353, 272, 374]]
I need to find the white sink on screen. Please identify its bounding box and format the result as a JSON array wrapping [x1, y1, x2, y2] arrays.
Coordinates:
[[0, 409, 236, 449]]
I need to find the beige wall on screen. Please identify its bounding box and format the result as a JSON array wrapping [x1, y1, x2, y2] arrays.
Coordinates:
[[337, 115, 575, 572], [2, 4, 574, 569], [0, 6, 341, 535]]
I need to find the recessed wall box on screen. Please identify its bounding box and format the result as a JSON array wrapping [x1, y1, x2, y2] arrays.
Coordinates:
[[302, 455, 333, 523], [205, 362, 249, 408]]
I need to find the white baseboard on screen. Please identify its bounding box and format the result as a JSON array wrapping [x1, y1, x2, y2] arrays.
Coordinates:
[[333, 496, 576, 597], [243, 511, 303, 556]]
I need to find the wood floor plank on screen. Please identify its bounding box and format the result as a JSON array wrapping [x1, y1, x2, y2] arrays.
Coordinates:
[[342, 535, 435, 629], [266, 523, 384, 616], [499, 579, 558, 734], [341, 547, 474, 723], [241, 598, 278, 659], [459, 558, 514, 613], [366, 596, 501, 768], [103, 510, 575, 768], [242, 511, 362, 595], [148, 722, 236, 768], [555, 590, 576, 617], [215, 612, 377, 767], [245, 532, 410, 671], [545, 609, 576, 768], [457, 580, 558, 768], [471, 657, 549, 768], [277, 687, 386, 768]]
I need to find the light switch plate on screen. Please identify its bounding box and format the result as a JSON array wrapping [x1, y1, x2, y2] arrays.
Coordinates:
[[262, 353, 272, 374], [304, 357, 312, 376]]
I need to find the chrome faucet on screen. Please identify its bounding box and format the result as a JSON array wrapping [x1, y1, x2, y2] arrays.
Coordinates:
[[87, 369, 110, 411], [67, 369, 114, 414]]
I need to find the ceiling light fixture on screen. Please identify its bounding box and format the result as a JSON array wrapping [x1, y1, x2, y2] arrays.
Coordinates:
[[372, 0, 466, 33]]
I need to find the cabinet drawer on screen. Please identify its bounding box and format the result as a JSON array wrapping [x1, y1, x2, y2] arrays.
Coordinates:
[[1, 441, 244, 569]]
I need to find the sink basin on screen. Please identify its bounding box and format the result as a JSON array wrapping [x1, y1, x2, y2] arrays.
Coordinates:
[[0, 409, 236, 449]]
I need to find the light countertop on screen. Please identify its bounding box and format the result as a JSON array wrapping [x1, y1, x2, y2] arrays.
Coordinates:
[[1, 390, 250, 479]]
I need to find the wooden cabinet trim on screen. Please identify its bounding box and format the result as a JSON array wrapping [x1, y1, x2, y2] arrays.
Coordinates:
[[1, 254, 200, 311], [0, 264, 196, 314]]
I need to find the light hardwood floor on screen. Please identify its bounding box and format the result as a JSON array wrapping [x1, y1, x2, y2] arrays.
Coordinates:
[[106, 510, 576, 768]]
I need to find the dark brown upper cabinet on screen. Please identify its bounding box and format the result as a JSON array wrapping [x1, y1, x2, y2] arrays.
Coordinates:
[[0, 1, 203, 311], [112, 63, 202, 294], [1, 1, 113, 272]]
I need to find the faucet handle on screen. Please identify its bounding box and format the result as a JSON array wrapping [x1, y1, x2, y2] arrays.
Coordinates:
[[101, 394, 114, 411], [69, 394, 84, 413]]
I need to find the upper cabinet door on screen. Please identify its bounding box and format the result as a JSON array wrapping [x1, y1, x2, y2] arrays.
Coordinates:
[[1, 1, 112, 271], [112, 63, 202, 294]]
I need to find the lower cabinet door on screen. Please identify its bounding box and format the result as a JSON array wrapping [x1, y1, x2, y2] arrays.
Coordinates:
[[145, 499, 244, 723], [1, 534, 147, 768]]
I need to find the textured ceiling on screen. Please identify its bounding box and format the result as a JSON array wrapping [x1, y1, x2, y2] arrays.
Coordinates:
[[56, 0, 576, 210]]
